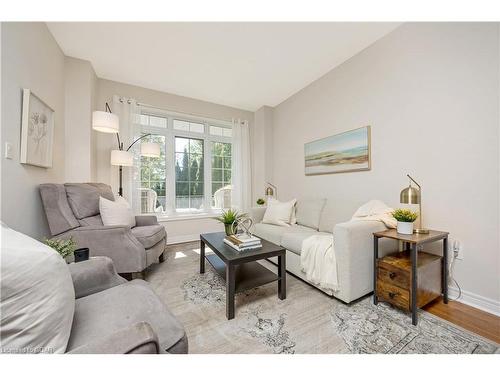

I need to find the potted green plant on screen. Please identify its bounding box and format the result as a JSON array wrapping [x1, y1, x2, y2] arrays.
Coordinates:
[[256, 198, 265, 206], [44, 237, 77, 262], [392, 209, 418, 235], [214, 209, 247, 236]]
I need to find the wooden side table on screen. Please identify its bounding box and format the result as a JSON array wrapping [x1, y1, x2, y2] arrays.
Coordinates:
[[373, 229, 449, 325]]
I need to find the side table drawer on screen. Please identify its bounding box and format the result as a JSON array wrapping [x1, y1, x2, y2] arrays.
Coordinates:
[[377, 262, 410, 290], [376, 281, 410, 311]]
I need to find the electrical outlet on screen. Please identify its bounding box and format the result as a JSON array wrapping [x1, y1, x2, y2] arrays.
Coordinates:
[[453, 240, 464, 260]]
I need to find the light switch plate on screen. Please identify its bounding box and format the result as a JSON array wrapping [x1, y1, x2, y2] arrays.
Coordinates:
[[4, 142, 13, 159]]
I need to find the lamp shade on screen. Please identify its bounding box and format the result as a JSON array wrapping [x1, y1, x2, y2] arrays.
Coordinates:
[[110, 150, 133, 166], [92, 111, 119, 133], [141, 142, 161, 158], [400, 186, 420, 204]]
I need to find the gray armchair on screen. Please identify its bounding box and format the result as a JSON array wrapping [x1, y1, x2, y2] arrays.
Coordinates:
[[39, 183, 166, 278], [66, 257, 187, 354]]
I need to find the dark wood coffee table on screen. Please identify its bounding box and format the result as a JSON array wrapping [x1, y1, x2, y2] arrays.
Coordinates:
[[200, 232, 286, 320]]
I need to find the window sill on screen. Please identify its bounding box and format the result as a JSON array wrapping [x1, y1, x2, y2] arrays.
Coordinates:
[[156, 211, 221, 222]]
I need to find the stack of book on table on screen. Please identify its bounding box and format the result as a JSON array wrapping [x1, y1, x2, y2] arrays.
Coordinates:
[[224, 234, 262, 251]]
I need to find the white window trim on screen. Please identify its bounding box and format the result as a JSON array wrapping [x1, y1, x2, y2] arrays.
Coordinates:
[[140, 108, 232, 218]]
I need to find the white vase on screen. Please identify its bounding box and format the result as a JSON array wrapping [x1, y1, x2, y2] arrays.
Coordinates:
[[397, 221, 414, 235]]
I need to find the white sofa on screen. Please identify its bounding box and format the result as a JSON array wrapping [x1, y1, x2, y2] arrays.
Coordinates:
[[250, 199, 395, 303]]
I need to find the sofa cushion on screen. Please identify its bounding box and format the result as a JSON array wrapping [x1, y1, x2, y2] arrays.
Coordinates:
[[131, 224, 166, 249], [66, 280, 185, 353], [296, 199, 326, 230], [318, 201, 336, 233], [262, 198, 296, 227], [0, 223, 75, 353], [65, 183, 114, 220], [252, 223, 288, 245], [280, 227, 318, 255]]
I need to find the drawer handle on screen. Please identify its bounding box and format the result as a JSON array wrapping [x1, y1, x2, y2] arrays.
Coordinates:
[[388, 292, 398, 299], [389, 272, 397, 279]]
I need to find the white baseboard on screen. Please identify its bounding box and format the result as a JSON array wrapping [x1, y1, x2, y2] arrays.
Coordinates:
[[448, 286, 500, 316], [167, 234, 199, 245]]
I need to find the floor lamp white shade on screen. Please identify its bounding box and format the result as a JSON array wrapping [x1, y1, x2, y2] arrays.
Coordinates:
[[141, 142, 161, 158], [92, 111, 119, 133], [110, 150, 133, 166]]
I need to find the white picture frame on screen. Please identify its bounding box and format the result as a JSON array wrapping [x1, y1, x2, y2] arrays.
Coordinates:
[[20, 89, 55, 168]]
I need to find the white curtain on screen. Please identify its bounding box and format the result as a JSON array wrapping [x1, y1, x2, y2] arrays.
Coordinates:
[[111, 95, 142, 213], [231, 119, 252, 212]]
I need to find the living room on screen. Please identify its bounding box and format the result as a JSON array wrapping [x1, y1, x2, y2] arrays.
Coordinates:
[[1, 0, 499, 371]]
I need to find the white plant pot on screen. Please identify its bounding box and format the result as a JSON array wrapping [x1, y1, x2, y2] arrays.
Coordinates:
[[397, 221, 414, 235]]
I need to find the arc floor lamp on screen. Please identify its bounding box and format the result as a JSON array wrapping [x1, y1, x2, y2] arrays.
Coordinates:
[[92, 103, 160, 197]]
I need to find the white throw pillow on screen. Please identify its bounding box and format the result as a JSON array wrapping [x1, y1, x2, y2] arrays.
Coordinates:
[[262, 198, 297, 227], [99, 196, 136, 228], [0, 223, 75, 353]]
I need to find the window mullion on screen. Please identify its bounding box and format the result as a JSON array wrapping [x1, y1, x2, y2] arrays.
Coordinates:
[[205, 140, 212, 210], [166, 120, 175, 214]]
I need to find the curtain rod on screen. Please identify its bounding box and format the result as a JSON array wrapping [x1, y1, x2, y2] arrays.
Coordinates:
[[135, 101, 246, 125]]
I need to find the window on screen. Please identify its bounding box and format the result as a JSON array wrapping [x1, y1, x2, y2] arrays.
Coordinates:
[[139, 111, 232, 215], [209, 125, 232, 137], [175, 137, 204, 210], [140, 114, 167, 128], [211, 142, 232, 208], [173, 119, 205, 133], [140, 134, 166, 212]]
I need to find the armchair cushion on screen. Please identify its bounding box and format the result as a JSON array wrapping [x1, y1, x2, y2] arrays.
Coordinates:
[[135, 215, 159, 227], [67, 322, 159, 354], [65, 183, 114, 219], [99, 196, 136, 228], [67, 280, 186, 353], [68, 257, 126, 299], [39, 184, 80, 236], [131, 224, 166, 249]]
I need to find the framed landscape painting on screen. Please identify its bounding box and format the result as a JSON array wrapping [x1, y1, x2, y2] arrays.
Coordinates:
[[304, 126, 371, 175], [20, 89, 55, 168]]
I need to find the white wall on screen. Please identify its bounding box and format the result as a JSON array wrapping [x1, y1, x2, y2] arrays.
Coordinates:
[[64, 56, 98, 182], [95, 78, 254, 241], [252, 106, 274, 202], [1, 22, 66, 239], [271, 23, 500, 304]]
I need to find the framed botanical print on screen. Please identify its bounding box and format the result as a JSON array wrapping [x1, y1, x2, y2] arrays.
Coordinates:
[[20, 89, 55, 168]]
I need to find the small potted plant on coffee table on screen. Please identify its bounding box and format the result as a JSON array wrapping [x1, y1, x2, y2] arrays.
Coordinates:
[[392, 209, 418, 235], [214, 209, 247, 236]]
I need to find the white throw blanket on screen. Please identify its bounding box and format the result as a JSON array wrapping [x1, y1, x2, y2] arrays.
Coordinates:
[[350, 199, 397, 228], [300, 200, 395, 293], [301, 233, 339, 291]]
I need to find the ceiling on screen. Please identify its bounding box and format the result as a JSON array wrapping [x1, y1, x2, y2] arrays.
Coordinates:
[[47, 22, 400, 111]]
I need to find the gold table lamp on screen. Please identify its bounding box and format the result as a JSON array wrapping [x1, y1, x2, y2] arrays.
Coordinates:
[[400, 174, 429, 234], [265, 182, 277, 201]]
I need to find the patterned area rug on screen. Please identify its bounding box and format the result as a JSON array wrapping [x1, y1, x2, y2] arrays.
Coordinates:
[[147, 243, 498, 354]]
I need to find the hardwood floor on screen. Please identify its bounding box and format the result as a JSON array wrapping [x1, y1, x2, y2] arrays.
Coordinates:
[[423, 297, 500, 344]]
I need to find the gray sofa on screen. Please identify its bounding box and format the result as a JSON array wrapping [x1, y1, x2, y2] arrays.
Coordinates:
[[68, 257, 187, 353], [250, 199, 395, 303], [39, 183, 166, 277]]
